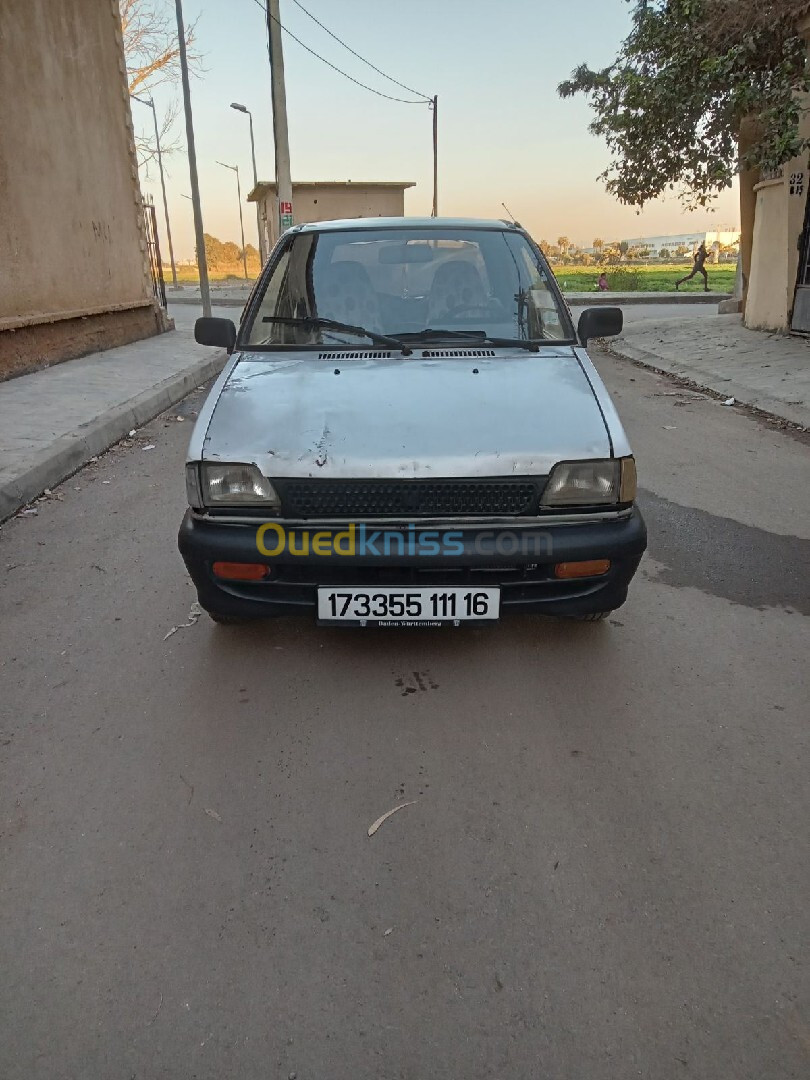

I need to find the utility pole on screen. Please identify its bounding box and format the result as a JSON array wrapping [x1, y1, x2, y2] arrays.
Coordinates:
[[431, 95, 438, 217], [267, 0, 293, 245], [131, 94, 177, 286], [217, 162, 248, 280], [230, 103, 266, 263], [175, 0, 211, 316]]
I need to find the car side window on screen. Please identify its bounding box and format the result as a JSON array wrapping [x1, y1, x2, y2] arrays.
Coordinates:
[[515, 243, 565, 339]]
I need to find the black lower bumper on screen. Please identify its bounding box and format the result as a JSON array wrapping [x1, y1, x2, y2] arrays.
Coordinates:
[[178, 508, 647, 621]]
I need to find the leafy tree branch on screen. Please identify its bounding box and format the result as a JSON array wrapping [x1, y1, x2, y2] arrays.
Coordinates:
[[558, 0, 810, 209]]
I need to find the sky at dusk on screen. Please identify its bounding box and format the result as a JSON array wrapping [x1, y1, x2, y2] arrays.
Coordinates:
[[133, 0, 740, 260]]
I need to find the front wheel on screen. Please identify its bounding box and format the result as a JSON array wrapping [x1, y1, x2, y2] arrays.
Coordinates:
[[207, 610, 251, 625], [571, 611, 612, 622]]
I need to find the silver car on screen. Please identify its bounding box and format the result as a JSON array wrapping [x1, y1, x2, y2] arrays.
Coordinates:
[[179, 217, 646, 626]]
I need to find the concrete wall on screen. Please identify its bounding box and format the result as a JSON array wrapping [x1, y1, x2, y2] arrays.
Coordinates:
[[0, 0, 158, 375], [744, 144, 810, 332], [262, 185, 410, 248], [745, 179, 790, 331], [744, 19, 810, 332]]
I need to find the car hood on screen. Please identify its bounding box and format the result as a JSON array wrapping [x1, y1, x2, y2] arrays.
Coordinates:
[[201, 349, 611, 479]]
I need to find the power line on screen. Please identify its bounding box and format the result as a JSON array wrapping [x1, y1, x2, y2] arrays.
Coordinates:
[[250, 0, 430, 104], [288, 0, 431, 102]]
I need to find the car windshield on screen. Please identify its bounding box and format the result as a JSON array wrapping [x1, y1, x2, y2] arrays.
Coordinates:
[[242, 226, 573, 348]]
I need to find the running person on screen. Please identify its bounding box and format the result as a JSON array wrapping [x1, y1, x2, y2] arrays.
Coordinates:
[[676, 242, 709, 291]]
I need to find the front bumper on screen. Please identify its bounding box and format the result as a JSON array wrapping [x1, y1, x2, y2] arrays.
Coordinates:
[[178, 508, 647, 620]]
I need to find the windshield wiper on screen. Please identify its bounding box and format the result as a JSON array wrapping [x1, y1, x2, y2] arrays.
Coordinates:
[[481, 337, 540, 352], [261, 316, 411, 354], [395, 329, 487, 342], [396, 329, 540, 352]]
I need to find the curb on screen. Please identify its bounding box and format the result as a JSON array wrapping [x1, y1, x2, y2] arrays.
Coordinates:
[[0, 350, 228, 523], [566, 292, 730, 307], [168, 295, 248, 307], [603, 338, 809, 430]]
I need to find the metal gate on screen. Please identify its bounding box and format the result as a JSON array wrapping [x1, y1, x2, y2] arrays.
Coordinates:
[[142, 195, 167, 310], [791, 171, 810, 333]]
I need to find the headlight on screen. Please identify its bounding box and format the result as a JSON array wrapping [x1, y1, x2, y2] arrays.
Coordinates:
[[198, 463, 280, 507], [542, 457, 636, 506]]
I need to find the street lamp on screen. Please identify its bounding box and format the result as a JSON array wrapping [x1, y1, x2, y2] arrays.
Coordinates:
[[230, 102, 266, 264], [130, 93, 178, 287], [216, 160, 248, 280]]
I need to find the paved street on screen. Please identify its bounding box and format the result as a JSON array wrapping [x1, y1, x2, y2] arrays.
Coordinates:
[[1, 350, 808, 1080]]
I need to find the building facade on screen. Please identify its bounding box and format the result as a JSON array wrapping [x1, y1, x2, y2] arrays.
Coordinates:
[[247, 181, 416, 253], [0, 0, 166, 379], [612, 231, 740, 256]]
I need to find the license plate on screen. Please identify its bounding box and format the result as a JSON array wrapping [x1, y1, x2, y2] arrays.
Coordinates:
[[317, 587, 500, 625]]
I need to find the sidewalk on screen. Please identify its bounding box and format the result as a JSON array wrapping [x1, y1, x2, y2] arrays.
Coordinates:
[[604, 313, 810, 429], [0, 306, 238, 521]]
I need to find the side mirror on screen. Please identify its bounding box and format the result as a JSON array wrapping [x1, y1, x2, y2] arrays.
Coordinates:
[[577, 306, 623, 347], [195, 317, 237, 352]]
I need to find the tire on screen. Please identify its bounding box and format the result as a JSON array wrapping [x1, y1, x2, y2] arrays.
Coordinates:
[[206, 611, 250, 625], [572, 611, 612, 622]]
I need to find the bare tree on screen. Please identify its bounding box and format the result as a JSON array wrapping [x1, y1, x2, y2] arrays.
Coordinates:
[[121, 0, 203, 170]]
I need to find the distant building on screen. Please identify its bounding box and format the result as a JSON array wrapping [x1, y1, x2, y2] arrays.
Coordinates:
[[583, 231, 740, 256], [625, 230, 740, 253], [626, 232, 738, 254], [247, 180, 416, 253]]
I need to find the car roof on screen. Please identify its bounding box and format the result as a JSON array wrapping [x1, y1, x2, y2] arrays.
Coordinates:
[[291, 216, 521, 234]]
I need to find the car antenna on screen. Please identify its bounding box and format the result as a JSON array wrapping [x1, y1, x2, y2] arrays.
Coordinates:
[[501, 202, 521, 228]]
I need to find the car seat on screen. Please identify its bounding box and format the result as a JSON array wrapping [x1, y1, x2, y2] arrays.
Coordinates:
[[316, 261, 382, 331], [425, 261, 488, 325]]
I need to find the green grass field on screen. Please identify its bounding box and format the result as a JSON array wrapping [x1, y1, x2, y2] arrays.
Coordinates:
[[553, 263, 735, 293]]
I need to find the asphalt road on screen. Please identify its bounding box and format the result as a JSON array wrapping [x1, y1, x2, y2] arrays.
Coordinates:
[[1, 347, 808, 1080]]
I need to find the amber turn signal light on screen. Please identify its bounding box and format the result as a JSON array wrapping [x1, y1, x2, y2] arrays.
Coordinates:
[[554, 559, 611, 579], [212, 561, 270, 581]]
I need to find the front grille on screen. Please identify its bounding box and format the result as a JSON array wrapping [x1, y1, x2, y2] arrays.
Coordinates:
[[318, 351, 392, 360], [421, 349, 496, 358], [275, 478, 541, 518]]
